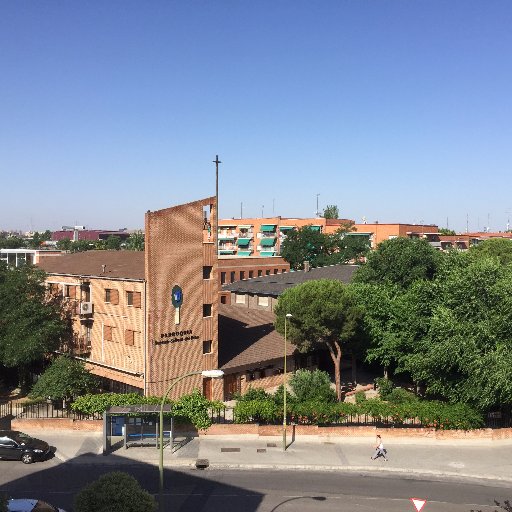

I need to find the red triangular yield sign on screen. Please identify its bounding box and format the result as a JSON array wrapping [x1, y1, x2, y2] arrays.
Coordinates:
[[410, 498, 426, 512]]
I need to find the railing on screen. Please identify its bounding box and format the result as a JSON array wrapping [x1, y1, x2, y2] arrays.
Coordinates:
[[210, 407, 512, 429], [12, 401, 102, 421], [0, 401, 12, 419]]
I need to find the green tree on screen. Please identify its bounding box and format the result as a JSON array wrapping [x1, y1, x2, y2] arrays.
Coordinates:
[[56, 238, 72, 251], [27, 232, 43, 249], [0, 236, 25, 249], [29, 355, 98, 402], [103, 235, 122, 251], [289, 369, 336, 402], [356, 252, 512, 411], [330, 228, 370, 264], [0, 263, 66, 386], [125, 230, 145, 251], [72, 240, 94, 252], [74, 471, 156, 512], [354, 237, 442, 289], [274, 279, 365, 400], [470, 238, 512, 266], [438, 228, 456, 235], [322, 204, 339, 219], [280, 226, 330, 270]]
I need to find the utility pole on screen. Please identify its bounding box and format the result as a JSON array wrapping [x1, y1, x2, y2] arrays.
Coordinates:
[[315, 193, 320, 217], [213, 155, 222, 255], [240, 202, 243, 219], [262, 205, 264, 217]]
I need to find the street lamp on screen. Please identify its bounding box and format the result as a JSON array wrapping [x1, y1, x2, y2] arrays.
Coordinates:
[[159, 369, 224, 512], [283, 313, 292, 451]]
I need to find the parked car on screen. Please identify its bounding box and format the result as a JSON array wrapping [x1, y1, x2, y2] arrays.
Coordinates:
[[8, 499, 66, 512], [0, 431, 51, 464]]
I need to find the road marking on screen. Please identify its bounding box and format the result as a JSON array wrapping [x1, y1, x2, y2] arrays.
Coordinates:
[[411, 498, 427, 511]]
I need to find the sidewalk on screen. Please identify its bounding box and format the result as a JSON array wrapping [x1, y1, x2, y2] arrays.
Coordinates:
[[21, 429, 512, 485]]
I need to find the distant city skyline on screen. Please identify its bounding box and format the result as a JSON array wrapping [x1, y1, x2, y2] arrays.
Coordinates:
[[1, 1, 511, 233]]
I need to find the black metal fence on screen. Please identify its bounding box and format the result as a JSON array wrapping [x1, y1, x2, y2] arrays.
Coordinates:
[[11, 401, 102, 421], [210, 407, 512, 429]]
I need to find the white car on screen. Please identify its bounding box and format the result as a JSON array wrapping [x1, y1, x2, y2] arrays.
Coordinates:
[[7, 499, 66, 512]]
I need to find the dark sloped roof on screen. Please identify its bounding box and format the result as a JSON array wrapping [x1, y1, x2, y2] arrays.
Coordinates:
[[222, 264, 358, 296], [219, 304, 296, 371], [37, 250, 145, 280]]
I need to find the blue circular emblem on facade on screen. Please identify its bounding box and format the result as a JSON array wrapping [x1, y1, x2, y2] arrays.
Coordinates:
[[171, 285, 183, 308]]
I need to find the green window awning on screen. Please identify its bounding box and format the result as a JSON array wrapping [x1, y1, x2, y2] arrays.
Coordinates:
[[219, 249, 236, 254], [238, 225, 253, 229], [260, 251, 276, 257], [237, 250, 252, 256], [260, 238, 276, 247], [219, 235, 235, 241], [279, 226, 295, 231], [309, 225, 322, 232], [237, 238, 251, 246], [261, 224, 277, 232]]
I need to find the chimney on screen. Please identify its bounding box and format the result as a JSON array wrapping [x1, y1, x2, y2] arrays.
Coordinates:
[[101, 264, 106, 273], [304, 261, 310, 272]]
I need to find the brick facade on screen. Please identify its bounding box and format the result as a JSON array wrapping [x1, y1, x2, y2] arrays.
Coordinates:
[[145, 197, 220, 399], [46, 274, 145, 391]]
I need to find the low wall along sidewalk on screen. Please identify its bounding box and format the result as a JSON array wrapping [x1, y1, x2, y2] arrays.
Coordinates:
[[12, 417, 512, 442]]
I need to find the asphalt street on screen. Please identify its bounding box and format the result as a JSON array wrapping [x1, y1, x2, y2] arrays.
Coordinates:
[[1, 456, 511, 512]]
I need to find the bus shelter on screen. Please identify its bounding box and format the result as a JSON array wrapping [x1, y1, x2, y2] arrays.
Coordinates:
[[102, 404, 174, 454]]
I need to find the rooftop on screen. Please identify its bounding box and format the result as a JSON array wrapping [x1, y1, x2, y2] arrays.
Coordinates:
[[219, 304, 296, 371], [222, 264, 358, 296], [37, 250, 145, 280]]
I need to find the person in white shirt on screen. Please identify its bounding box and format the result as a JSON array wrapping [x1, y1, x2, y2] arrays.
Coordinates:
[[370, 434, 388, 461]]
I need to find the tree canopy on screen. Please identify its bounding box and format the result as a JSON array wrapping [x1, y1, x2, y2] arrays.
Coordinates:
[[280, 226, 329, 270], [274, 279, 365, 400], [353, 237, 442, 288], [354, 251, 512, 411], [29, 355, 98, 401], [125, 230, 145, 251], [438, 228, 456, 236], [470, 238, 512, 266], [280, 224, 368, 270], [74, 472, 156, 512], [322, 204, 339, 219], [0, 263, 66, 372]]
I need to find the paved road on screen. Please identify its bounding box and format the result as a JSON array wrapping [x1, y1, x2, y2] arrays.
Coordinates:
[[1, 456, 510, 511]]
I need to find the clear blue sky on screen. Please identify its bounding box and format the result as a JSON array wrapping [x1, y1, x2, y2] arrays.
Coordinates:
[[1, 1, 511, 233]]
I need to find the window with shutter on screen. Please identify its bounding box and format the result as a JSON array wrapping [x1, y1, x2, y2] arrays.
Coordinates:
[[125, 329, 134, 346], [104, 325, 113, 341], [110, 289, 119, 305]]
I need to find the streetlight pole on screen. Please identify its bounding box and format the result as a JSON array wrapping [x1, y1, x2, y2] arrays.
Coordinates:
[[159, 369, 224, 512], [283, 313, 292, 451]]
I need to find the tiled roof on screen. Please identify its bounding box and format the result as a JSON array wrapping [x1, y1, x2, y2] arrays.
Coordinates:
[[222, 264, 358, 296], [219, 304, 296, 371], [37, 250, 145, 280]]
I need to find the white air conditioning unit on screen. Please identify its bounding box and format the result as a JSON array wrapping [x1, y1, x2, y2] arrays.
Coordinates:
[[80, 302, 94, 315]]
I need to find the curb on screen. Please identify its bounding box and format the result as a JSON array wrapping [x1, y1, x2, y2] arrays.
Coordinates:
[[57, 454, 512, 486]]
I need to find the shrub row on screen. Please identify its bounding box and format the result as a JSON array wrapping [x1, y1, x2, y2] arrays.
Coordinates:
[[71, 390, 224, 430], [233, 397, 483, 430]]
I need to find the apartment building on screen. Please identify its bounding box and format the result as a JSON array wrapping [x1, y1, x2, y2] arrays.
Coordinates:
[[218, 216, 356, 257], [218, 216, 444, 255]]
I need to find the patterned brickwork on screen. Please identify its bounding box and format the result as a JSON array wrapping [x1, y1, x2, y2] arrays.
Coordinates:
[[45, 275, 145, 390], [145, 197, 219, 398]]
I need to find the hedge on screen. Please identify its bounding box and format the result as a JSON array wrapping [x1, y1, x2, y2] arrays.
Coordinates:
[[71, 390, 224, 430], [232, 396, 483, 430]]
